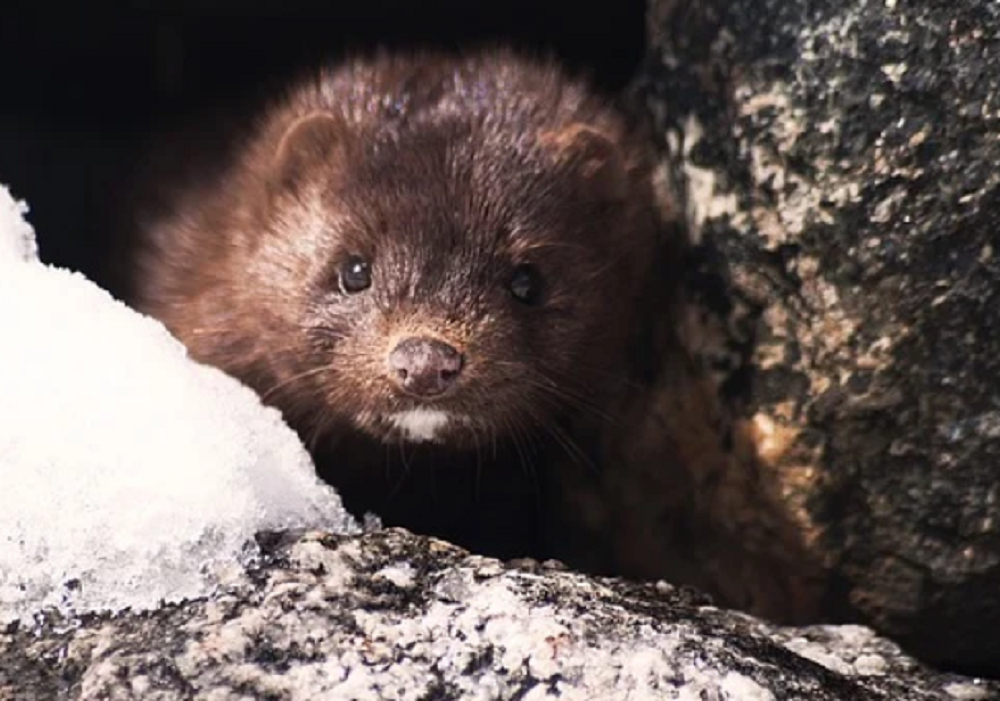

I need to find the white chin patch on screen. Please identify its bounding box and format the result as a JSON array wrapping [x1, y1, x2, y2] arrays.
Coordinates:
[[386, 409, 451, 443]]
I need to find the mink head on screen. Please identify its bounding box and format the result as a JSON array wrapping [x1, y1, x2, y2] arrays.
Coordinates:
[[240, 60, 660, 449]]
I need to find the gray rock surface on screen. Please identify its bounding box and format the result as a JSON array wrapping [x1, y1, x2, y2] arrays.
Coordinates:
[[2, 529, 995, 700], [641, 0, 1000, 676]]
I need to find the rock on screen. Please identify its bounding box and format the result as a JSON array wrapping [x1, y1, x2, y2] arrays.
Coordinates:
[[638, 0, 1000, 676], [2, 529, 994, 700]]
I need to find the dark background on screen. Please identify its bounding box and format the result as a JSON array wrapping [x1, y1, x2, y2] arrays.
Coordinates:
[[0, 3, 647, 293]]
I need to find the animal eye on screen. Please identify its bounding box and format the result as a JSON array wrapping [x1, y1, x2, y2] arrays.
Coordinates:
[[339, 255, 372, 294], [508, 263, 544, 305]]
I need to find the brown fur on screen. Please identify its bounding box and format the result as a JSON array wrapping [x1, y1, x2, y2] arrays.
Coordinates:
[[125, 47, 678, 560], [122, 48, 833, 624]]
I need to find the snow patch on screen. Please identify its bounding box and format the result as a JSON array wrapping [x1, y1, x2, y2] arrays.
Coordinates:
[[0, 183, 360, 625]]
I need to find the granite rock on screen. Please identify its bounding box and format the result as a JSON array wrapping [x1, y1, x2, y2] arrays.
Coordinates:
[[640, 0, 1000, 676], [2, 529, 995, 701]]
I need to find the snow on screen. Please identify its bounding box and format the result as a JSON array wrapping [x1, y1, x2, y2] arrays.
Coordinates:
[[0, 187, 37, 266], [0, 183, 360, 625]]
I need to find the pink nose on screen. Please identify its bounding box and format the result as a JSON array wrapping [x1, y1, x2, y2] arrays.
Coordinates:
[[387, 337, 464, 397]]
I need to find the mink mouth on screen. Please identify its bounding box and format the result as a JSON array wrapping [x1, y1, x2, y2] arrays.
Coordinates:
[[361, 407, 482, 446], [352, 389, 518, 446], [378, 407, 464, 444]]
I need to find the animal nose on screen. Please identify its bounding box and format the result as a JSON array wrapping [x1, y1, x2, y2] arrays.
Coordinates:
[[387, 337, 464, 397]]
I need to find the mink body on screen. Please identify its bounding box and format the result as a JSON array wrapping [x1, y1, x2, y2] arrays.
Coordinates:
[[126, 48, 675, 561]]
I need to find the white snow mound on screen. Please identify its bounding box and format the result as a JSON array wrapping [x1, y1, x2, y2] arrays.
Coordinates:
[[0, 184, 360, 625]]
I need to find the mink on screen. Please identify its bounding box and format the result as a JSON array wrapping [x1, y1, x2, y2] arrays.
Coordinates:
[[125, 47, 678, 562]]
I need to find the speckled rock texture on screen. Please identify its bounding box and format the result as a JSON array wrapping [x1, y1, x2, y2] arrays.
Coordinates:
[[641, 0, 1000, 676], [2, 529, 996, 701]]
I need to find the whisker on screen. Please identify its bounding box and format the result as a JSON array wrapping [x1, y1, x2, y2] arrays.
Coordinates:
[[518, 375, 621, 429], [305, 412, 324, 454], [542, 360, 647, 394], [519, 402, 597, 476], [509, 415, 543, 511], [497, 411, 534, 482], [384, 437, 412, 507], [490, 357, 645, 395], [471, 422, 484, 504], [260, 364, 333, 403]]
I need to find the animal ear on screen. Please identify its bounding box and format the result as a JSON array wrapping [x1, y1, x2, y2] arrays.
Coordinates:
[[270, 111, 346, 194], [541, 123, 629, 201]]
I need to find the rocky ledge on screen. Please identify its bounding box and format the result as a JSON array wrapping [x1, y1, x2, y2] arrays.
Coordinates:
[[2, 529, 995, 700]]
